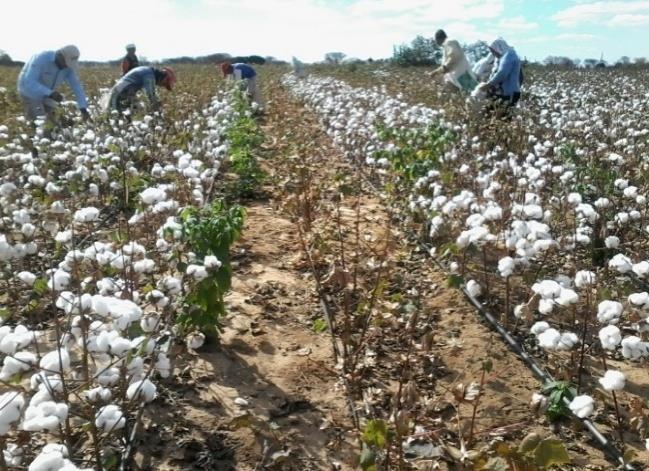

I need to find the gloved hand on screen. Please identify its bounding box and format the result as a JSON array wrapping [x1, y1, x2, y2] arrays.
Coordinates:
[[80, 108, 92, 122], [49, 91, 64, 102]]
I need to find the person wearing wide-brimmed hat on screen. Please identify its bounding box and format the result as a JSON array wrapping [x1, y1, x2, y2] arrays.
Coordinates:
[[17, 45, 90, 122], [121, 44, 139, 76], [106, 66, 176, 113]]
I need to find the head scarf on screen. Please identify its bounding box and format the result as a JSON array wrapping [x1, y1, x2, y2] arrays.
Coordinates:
[[489, 38, 511, 56]]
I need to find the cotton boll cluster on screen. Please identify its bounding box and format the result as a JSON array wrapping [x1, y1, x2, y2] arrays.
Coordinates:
[[569, 395, 595, 418], [0, 392, 25, 434], [598, 370, 625, 392]]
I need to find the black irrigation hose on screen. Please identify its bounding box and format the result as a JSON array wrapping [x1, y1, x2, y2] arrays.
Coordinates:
[[351, 167, 636, 469], [419, 241, 637, 471]]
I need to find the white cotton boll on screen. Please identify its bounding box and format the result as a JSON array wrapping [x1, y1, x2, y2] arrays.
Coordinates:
[[155, 353, 171, 378], [605, 236, 620, 249], [609, 254, 633, 273], [594, 197, 611, 208], [39, 349, 70, 373], [158, 277, 182, 295], [22, 401, 69, 431], [21, 223, 36, 237], [514, 304, 525, 318], [73, 207, 99, 223], [28, 449, 65, 471], [556, 288, 579, 307], [538, 298, 554, 315], [599, 325, 622, 350], [632, 261, 649, 278], [85, 387, 112, 403], [497, 257, 515, 278], [95, 404, 125, 432], [614, 178, 628, 190], [131, 336, 154, 355], [140, 188, 167, 205], [628, 292, 649, 309], [623, 186, 639, 199], [569, 395, 594, 418], [133, 259, 155, 273], [126, 379, 157, 403], [567, 193, 582, 205], [97, 367, 120, 386], [47, 269, 71, 291], [3, 443, 23, 466], [530, 321, 550, 336], [109, 336, 132, 356], [127, 356, 144, 377], [574, 270, 596, 288], [204, 255, 221, 269], [140, 314, 160, 332], [0, 351, 37, 381], [621, 336, 645, 359], [532, 279, 562, 299], [537, 328, 561, 350], [466, 279, 481, 298], [156, 239, 170, 251], [597, 301, 623, 324], [598, 370, 625, 392], [186, 264, 209, 281], [18, 271, 37, 286], [0, 392, 25, 434], [557, 332, 579, 350], [187, 332, 205, 350]]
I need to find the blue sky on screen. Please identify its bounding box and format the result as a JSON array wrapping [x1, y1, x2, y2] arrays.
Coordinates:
[[1, 0, 648, 63]]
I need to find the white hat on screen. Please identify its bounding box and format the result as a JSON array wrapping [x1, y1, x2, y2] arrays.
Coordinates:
[[58, 45, 80, 73]]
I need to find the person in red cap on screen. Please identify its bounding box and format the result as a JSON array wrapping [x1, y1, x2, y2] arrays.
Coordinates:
[[106, 66, 175, 113], [220, 62, 263, 109]]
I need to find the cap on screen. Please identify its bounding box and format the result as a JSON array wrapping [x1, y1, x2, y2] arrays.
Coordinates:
[[126, 44, 136, 50], [58, 45, 80, 73]]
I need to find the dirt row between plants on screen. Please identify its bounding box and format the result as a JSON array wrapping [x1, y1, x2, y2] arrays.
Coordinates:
[[137, 72, 626, 470]]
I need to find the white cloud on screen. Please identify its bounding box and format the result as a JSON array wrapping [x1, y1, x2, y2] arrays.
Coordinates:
[[552, 1, 649, 27], [497, 15, 539, 31]]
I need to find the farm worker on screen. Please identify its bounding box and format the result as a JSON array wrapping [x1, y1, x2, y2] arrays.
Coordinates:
[[121, 44, 139, 75], [473, 54, 495, 82], [476, 38, 521, 107], [292, 56, 307, 79], [106, 66, 176, 112], [432, 29, 477, 92], [220, 62, 264, 109], [17, 45, 90, 122]]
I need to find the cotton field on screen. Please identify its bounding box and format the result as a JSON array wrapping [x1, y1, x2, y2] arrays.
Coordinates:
[[0, 64, 648, 470]]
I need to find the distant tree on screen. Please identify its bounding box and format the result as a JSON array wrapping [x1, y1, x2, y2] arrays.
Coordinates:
[[634, 57, 647, 65], [583, 58, 598, 68], [617, 56, 631, 66], [543, 56, 576, 68], [392, 35, 441, 67], [573, 58, 581, 68], [463, 41, 490, 63], [0, 50, 12, 66], [324, 52, 346, 64]]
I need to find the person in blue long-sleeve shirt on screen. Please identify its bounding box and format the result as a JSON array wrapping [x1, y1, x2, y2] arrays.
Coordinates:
[[17, 45, 90, 122], [106, 66, 176, 113], [220, 63, 264, 109], [476, 38, 521, 109]]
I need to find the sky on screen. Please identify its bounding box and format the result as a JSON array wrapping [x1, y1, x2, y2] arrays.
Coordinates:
[[1, 0, 648, 63]]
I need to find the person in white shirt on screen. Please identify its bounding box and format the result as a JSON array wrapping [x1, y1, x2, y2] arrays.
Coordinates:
[[432, 29, 478, 93]]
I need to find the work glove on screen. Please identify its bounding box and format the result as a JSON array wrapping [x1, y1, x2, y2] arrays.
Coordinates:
[[49, 91, 64, 102], [80, 108, 92, 122]]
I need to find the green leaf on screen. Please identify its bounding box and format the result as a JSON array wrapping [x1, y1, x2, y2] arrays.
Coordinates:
[[363, 419, 388, 449], [482, 359, 493, 373], [623, 449, 637, 464], [312, 318, 328, 333], [0, 307, 9, 321], [518, 433, 542, 454], [533, 439, 570, 468], [359, 443, 376, 470], [33, 278, 49, 296], [447, 274, 464, 289]]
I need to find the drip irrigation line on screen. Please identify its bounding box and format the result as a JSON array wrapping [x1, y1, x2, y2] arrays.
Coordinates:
[[419, 240, 637, 471], [351, 168, 636, 469]]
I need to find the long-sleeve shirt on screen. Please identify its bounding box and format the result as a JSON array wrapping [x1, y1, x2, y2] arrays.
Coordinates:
[[232, 63, 256, 80], [441, 40, 470, 81], [17, 50, 88, 109], [487, 49, 521, 97], [109, 66, 158, 108]]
